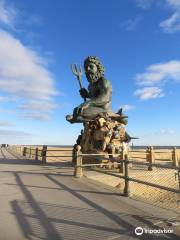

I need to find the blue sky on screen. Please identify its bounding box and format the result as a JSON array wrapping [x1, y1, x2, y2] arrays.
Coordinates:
[[0, 0, 180, 145]]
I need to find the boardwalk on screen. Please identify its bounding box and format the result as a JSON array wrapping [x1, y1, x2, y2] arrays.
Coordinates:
[[0, 148, 179, 240]]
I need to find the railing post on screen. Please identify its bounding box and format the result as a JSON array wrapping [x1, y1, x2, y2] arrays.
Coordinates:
[[74, 150, 83, 178], [29, 147, 32, 159], [118, 148, 124, 173], [123, 154, 131, 197], [146, 146, 149, 162], [72, 145, 77, 164], [35, 147, 38, 161], [148, 146, 154, 171], [42, 145, 47, 164], [20, 146, 22, 154], [172, 147, 178, 167], [23, 147, 27, 156]]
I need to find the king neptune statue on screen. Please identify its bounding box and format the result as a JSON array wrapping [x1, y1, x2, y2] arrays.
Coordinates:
[[66, 56, 112, 123]]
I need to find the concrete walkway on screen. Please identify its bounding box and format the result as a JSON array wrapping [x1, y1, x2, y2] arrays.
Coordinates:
[[0, 148, 179, 240]]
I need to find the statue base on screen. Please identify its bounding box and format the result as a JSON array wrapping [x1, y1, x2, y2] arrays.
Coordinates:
[[73, 112, 130, 164]]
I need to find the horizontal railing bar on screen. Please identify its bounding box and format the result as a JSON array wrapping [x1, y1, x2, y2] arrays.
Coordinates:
[[129, 150, 147, 153], [82, 157, 115, 161], [128, 177, 180, 194], [20, 149, 73, 152], [79, 153, 121, 156], [86, 168, 125, 179], [81, 162, 123, 167], [155, 159, 171, 161], [24, 148, 36, 151], [97, 157, 111, 161], [129, 155, 146, 156], [130, 150, 172, 154], [154, 151, 172, 154], [46, 155, 72, 158], [128, 160, 179, 170], [46, 149, 73, 152]]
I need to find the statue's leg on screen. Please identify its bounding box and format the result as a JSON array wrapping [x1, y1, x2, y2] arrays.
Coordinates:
[[73, 107, 78, 116], [81, 106, 105, 119], [66, 104, 85, 123]]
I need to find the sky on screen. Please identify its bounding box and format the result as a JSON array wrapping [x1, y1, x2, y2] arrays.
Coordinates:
[[0, 0, 180, 146]]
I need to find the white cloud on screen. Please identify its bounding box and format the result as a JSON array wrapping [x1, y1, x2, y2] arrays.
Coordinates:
[[119, 16, 142, 31], [159, 128, 175, 134], [19, 101, 57, 112], [0, 96, 10, 102], [134, 87, 165, 100], [166, 0, 180, 8], [0, 129, 30, 136], [136, 128, 178, 145], [23, 112, 52, 121], [159, 0, 180, 33], [136, 0, 154, 9], [0, 0, 16, 27], [0, 29, 58, 120], [118, 104, 136, 111], [19, 100, 58, 120], [160, 11, 180, 33], [0, 1, 59, 121], [134, 60, 180, 100], [135, 0, 180, 33], [135, 60, 180, 85], [0, 30, 57, 99], [0, 121, 13, 126], [137, 0, 180, 9]]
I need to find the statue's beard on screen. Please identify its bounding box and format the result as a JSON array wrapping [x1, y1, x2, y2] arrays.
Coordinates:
[[86, 72, 102, 83]]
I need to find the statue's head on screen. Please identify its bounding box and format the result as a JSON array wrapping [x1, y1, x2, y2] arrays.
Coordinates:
[[84, 56, 105, 83]]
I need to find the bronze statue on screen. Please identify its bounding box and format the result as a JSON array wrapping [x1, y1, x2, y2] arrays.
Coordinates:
[[66, 56, 135, 161], [66, 56, 112, 123]]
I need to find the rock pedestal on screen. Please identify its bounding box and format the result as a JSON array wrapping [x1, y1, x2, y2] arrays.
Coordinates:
[[73, 112, 130, 163]]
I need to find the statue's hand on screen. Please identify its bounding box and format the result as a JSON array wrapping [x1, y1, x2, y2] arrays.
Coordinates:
[[79, 88, 88, 99]]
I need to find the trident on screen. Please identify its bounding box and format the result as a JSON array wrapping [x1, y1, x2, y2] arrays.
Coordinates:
[[71, 64, 86, 102]]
